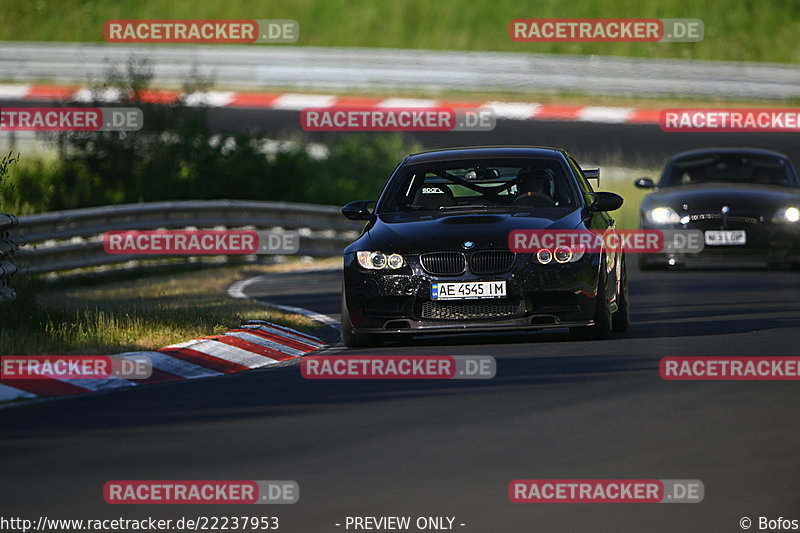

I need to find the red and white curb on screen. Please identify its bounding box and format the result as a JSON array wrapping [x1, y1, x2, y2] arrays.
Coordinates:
[[0, 321, 326, 403], [0, 83, 661, 125]]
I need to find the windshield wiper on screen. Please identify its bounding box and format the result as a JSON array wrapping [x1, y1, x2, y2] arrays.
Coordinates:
[[438, 204, 514, 211]]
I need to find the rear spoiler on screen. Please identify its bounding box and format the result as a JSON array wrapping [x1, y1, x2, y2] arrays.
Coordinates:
[[582, 168, 600, 187]]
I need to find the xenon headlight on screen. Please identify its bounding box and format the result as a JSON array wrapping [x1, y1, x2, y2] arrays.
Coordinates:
[[554, 245, 573, 263], [533, 246, 585, 264], [646, 206, 681, 225], [356, 251, 405, 270], [773, 206, 800, 224], [536, 248, 552, 264]]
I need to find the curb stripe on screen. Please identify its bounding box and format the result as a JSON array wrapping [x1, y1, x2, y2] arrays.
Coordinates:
[[0, 320, 325, 403], [486, 102, 541, 119], [228, 92, 281, 107], [535, 104, 582, 120], [244, 321, 325, 345], [0, 383, 37, 401], [4, 83, 663, 125], [224, 331, 307, 357], [157, 347, 244, 375], [0, 84, 32, 98], [174, 338, 290, 367], [378, 98, 438, 108], [578, 106, 634, 123], [0, 378, 88, 396], [273, 93, 337, 110], [123, 350, 224, 379], [207, 335, 299, 361], [229, 328, 318, 352]]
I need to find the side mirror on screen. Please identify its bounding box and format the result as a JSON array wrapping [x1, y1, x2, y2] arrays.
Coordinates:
[[342, 200, 375, 221], [587, 191, 624, 212], [634, 177, 656, 189]]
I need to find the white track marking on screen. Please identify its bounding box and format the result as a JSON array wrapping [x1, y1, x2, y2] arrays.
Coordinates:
[[120, 351, 222, 379], [224, 331, 307, 357], [272, 93, 337, 110], [173, 339, 293, 366]]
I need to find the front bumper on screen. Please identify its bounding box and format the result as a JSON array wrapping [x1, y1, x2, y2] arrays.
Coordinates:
[[343, 252, 601, 334], [640, 221, 800, 267]]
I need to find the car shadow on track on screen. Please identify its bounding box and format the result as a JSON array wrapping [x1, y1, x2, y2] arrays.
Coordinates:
[[0, 350, 655, 437]]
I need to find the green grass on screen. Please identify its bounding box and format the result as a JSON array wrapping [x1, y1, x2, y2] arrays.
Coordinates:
[[595, 166, 658, 229], [0, 0, 798, 63], [0, 260, 339, 355]]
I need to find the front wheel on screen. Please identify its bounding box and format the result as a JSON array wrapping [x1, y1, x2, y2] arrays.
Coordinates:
[[570, 259, 613, 340], [612, 256, 630, 333], [341, 290, 380, 348]]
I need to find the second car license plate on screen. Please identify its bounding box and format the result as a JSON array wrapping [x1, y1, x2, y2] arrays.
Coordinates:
[[431, 281, 506, 300], [704, 230, 746, 246]]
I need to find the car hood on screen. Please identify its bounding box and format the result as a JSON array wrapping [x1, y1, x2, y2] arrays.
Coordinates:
[[642, 183, 800, 213], [364, 209, 583, 253]]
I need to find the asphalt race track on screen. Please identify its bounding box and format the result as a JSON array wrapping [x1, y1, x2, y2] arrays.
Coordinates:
[[1, 261, 799, 532], [2, 100, 800, 166], [207, 108, 800, 167]]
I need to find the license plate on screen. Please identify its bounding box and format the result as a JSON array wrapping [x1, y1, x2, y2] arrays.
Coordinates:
[[431, 281, 506, 300], [704, 230, 746, 246]]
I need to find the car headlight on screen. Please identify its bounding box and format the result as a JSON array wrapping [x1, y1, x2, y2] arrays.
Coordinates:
[[646, 206, 681, 225], [554, 245, 572, 263], [536, 248, 552, 264], [533, 246, 585, 264], [356, 251, 405, 270], [773, 206, 800, 224]]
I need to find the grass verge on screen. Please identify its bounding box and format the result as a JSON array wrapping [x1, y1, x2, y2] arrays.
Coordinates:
[[0, 0, 797, 63], [0, 258, 340, 355]]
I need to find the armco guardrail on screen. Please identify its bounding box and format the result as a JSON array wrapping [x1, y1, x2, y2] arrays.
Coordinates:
[[14, 200, 363, 274], [0, 213, 20, 302], [0, 42, 798, 100]]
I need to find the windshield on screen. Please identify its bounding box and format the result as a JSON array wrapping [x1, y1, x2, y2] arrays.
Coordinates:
[[660, 154, 796, 187], [378, 157, 577, 214]]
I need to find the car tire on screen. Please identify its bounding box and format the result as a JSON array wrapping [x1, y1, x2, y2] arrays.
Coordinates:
[[341, 291, 380, 348], [571, 260, 613, 340], [612, 256, 630, 333]]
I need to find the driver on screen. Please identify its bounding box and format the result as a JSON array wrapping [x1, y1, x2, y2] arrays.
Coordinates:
[[515, 169, 553, 202]]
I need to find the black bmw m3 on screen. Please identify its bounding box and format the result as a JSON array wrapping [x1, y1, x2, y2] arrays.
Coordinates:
[[340, 146, 628, 347]]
